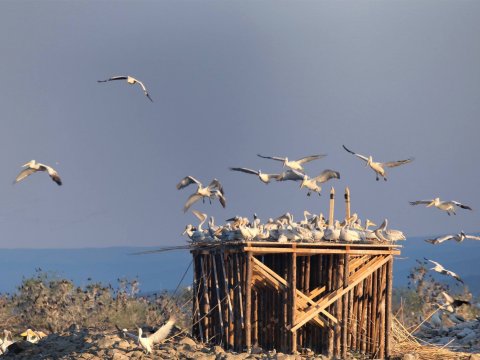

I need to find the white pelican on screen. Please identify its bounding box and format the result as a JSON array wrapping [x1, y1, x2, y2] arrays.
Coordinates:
[[276, 169, 305, 182], [97, 75, 153, 102], [0, 330, 13, 354], [425, 231, 480, 244], [257, 153, 326, 173], [410, 198, 473, 215], [340, 224, 361, 242], [374, 219, 406, 242], [342, 145, 413, 181], [123, 316, 175, 354], [176, 176, 226, 213], [324, 220, 341, 241], [300, 169, 340, 196], [424, 258, 464, 284], [440, 291, 470, 313], [15, 160, 62, 186], [229, 167, 279, 184]]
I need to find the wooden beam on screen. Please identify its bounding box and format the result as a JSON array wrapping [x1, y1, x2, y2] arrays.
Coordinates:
[[291, 255, 392, 332], [290, 251, 297, 353], [244, 247, 401, 256], [245, 252, 253, 351], [385, 257, 393, 358]]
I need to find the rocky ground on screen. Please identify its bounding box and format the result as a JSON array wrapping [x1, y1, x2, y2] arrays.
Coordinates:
[[415, 318, 480, 353], [1, 324, 480, 360]]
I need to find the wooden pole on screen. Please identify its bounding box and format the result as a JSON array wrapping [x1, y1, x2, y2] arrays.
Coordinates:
[[329, 187, 335, 226], [290, 249, 298, 353], [245, 252, 253, 352], [378, 261, 387, 358], [385, 257, 393, 358], [200, 255, 210, 342], [341, 254, 349, 359], [327, 255, 334, 357], [345, 187, 351, 221], [334, 255, 344, 358]]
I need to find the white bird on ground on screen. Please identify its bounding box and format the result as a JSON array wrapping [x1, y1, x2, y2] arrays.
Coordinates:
[[0, 330, 13, 354], [424, 258, 464, 284], [409, 198, 473, 215], [440, 291, 470, 313], [425, 231, 480, 245], [176, 176, 226, 213], [122, 317, 175, 354], [229, 167, 279, 184], [342, 145, 413, 181], [97, 75, 153, 101], [257, 153, 326, 173], [14, 160, 62, 186], [374, 219, 406, 242]]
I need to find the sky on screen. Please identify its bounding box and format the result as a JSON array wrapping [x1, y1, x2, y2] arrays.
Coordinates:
[[0, 1, 479, 249]]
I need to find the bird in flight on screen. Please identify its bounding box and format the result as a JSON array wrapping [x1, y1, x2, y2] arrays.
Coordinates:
[[342, 145, 413, 181], [425, 231, 480, 244], [14, 160, 62, 186], [229, 167, 279, 184], [275, 168, 340, 196], [257, 153, 326, 173], [440, 291, 470, 313], [424, 258, 464, 284], [97, 75, 153, 102], [177, 176, 226, 213], [410, 198, 473, 215]]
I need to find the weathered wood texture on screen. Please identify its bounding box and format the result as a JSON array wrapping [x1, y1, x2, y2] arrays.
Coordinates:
[[191, 242, 398, 359]]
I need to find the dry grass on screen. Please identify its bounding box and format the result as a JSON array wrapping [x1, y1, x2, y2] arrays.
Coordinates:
[[391, 316, 474, 360]]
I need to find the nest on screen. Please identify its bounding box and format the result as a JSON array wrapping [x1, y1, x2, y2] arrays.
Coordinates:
[[391, 316, 474, 360]]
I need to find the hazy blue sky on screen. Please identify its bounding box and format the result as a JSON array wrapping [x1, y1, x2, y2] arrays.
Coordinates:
[[1, 1, 479, 249]]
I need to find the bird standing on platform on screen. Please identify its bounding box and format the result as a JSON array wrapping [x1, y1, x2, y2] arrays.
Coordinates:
[[14, 160, 62, 186], [177, 176, 226, 212], [257, 153, 326, 173], [410, 198, 473, 215], [97, 75, 153, 101], [342, 145, 413, 181], [374, 219, 406, 242]]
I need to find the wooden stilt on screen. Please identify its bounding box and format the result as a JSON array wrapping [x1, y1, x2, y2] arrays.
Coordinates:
[[341, 254, 349, 359], [289, 249, 298, 353], [245, 251, 253, 352], [385, 257, 393, 359]]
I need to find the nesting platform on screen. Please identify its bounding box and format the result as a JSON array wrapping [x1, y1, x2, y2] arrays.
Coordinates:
[[191, 241, 401, 359]]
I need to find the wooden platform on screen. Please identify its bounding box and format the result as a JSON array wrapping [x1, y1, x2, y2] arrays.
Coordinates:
[[191, 241, 400, 359]]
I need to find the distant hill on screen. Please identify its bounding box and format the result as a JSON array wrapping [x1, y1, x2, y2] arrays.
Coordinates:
[[0, 237, 478, 295]]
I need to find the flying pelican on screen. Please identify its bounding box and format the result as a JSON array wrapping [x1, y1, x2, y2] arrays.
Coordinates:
[[425, 231, 480, 245], [440, 291, 470, 313], [410, 198, 473, 215], [97, 75, 153, 101], [122, 316, 175, 354], [229, 167, 279, 184], [14, 160, 62, 186], [176, 176, 226, 212], [299, 169, 340, 196], [424, 258, 464, 284], [257, 153, 326, 173], [342, 145, 413, 181], [374, 219, 406, 242]]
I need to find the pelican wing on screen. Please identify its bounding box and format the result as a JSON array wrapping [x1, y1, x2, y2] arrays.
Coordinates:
[[313, 169, 340, 184], [409, 200, 433, 206], [177, 176, 201, 190], [425, 258, 443, 269], [216, 191, 226, 208], [183, 193, 203, 213], [97, 76, 128, 82], [381, 158, 414, 168], [208, 179, 224, 194], [135, 80, 153, 102], [446, 270, 464, 284], [148, 318, 176, 344], [257, 154, 285, 162], [295, 154, 326, 165], [14, 168, 37, 183], [342, 145, 368, 162], [192, 210, 207, 223], [276, 169, 304, 182], [426, 234, 455, 244], [452, 201, 473, 210], [44, 165, 62, 186], [441, 291, 455, 305], [229, 167, 259, 176], [465, 234, 480, 241]]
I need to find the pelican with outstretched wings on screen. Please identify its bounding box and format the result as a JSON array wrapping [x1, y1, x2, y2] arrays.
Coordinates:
[[122, 317, 175, 354], [257, 153, 326, 173], [410, 198, 473, 215], [229, 167, 279, 184], [177, 176, 226, 212], [424, 258, 464, 284], [98, 75, 153, 101], [14, 160, 62, 186], [342, 145, 413, 181], [425, 231, 480, 244]]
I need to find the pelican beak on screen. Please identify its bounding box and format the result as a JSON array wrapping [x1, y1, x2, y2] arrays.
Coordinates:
[[20, 330, 28, 337], [426, 201, 434, 208]]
